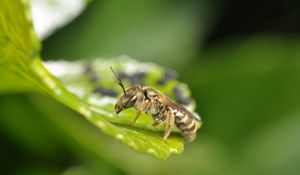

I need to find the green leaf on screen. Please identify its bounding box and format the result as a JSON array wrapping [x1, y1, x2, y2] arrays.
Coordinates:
[[0, 0, 201, 159], [38, 57, 202, 159], [0, 0, 40, 93]]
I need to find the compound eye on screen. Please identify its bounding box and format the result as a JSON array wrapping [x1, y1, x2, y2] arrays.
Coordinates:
[[125, 95, 137, 108]]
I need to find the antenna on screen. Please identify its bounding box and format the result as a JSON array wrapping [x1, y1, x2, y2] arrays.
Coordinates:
[[110, 66, 126, 95]]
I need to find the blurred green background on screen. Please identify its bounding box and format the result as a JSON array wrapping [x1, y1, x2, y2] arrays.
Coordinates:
[[1, 0, 300, 174]]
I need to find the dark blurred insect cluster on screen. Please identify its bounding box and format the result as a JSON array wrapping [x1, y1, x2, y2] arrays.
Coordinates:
[[84, 64, 192, 107]]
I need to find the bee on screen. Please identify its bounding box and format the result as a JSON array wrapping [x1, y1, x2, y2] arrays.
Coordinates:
[[111, 67, 201, 142]]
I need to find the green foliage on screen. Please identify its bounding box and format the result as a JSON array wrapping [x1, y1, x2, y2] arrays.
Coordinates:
[[0, 0, 201, 159], [181, 36, 300, 174], [42, 0, 205, 66], [2, 0, 300, 174], [0, 0, 40, 93]]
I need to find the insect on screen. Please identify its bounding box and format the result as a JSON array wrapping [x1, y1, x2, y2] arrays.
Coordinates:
[[111, 67, 201, 142]]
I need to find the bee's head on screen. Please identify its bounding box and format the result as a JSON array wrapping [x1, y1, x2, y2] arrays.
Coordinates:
[[110, 67, 143, 114], [115, 85, 142, 114]]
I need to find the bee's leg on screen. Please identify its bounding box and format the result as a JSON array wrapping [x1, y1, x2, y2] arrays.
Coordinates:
[[152, 119, 160, 126], [130, 100, 150, 125], [152, 119, 161, 130], [163, 107, 175, 142], [129, 110, 142, 125]]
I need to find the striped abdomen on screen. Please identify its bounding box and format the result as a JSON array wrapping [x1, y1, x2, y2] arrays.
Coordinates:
[[173, 109, 197, 142]]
